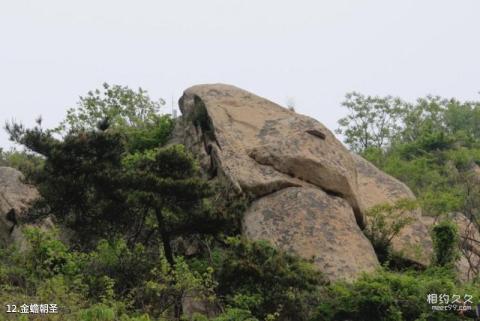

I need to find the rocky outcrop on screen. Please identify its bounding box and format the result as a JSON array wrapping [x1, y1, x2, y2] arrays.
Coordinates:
[[353, 154, 433, 266], [176, 84, 380, 281], [0, 167, 39, 246], [174, 83, 480, 282], [178, 84, 366, 225]]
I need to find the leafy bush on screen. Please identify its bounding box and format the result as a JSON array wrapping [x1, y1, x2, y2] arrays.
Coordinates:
[[364, 199, 417, 263], [215, 237, 325, 321], [0, 148, 44, 176], [58, 83, 168, 132], [22, 227, 83, 279], [315, 267, 479, 321], [431, 221, 460, 268]]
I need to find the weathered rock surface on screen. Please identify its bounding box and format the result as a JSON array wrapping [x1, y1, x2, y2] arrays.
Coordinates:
[[469, 163, 480, 183], [243, 187, 379, 281], [176, 84, 380, 280], [353, 154, 433, 266], [0, 167, 39, 245], [178, 84, 365, 226], [449, 214, 480, 282], [452, 213, 480, 257]]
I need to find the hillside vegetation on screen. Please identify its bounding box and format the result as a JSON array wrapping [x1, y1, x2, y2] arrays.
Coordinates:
[[1, 85, 480, 321]]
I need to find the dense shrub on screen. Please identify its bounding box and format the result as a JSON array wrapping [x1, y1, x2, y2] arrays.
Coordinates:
[[364, 199, 417, 263], [315, 268, 479, 321], [0, 148, 44, 176], [431, 221, 460, 268], [215, 237, 325, 321]]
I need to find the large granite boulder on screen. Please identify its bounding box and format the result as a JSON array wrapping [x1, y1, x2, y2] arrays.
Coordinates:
[[176, 84, 380, 280], [353, 154, 433, 266], [178, 84, 365, 226], [243, 187, 379, 281], [0, 167, 39, 245]]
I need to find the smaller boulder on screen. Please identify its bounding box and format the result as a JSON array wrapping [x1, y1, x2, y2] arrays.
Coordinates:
[[0, 167, 39, 246]]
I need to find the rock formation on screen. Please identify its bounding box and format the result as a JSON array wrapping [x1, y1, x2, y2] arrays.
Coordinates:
[[3, 83, 479, 285], [174, 83, 480, 282], [0, 166, 39, 246], [175, 84, 380, 281]]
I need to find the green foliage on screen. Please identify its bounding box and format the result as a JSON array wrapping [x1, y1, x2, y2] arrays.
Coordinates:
[[78, 304, 116, 321], [0, 228, 87, 320], [336, 92, 405, 153], [84, 239, 157, 300], [0, 147, 44, 176], [124, 115, 174, 153], [431, 221, 460, 268], [22, 227, 82, 279], [59, 83, 167, 131], [3, 83, 237, 319], [332, 92, 480, 320], [364, 199, 418, 263], [209, 308, 258, 321], [215, 237, 325, 321], [5, 117, 213, 259], [137, 256, 218, 318], [55, 82, 175, 153], [367, 147, 465, 218], [315, 267, 478, 321], [204, 181, 254, 236], [123, 144, 222, 266], [0, 227, 219, 320], [352, 94, 480, 217]]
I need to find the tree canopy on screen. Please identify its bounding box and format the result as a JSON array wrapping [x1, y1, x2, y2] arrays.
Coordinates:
[[338, 93, 480, 217]]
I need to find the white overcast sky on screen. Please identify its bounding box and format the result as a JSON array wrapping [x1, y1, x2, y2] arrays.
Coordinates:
[[1, 0, 480, 149]]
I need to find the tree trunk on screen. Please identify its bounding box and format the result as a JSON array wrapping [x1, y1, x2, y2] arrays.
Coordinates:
[[155, 209, 175, 267], [155, 209, 182, 319], [161, 231, 175, 267]]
